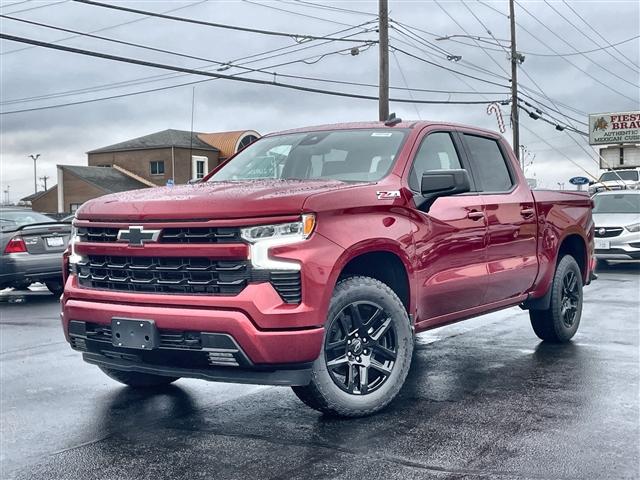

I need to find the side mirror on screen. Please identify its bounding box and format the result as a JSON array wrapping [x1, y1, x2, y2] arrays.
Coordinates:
[[588, 180, 595, 185], [416, 169, 471, 211]]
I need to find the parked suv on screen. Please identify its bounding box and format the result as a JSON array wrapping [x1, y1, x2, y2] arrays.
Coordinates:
[[589, 169, 640, 196]]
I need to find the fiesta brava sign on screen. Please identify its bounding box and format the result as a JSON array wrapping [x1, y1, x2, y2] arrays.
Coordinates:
[[589, 111, 640, 145]]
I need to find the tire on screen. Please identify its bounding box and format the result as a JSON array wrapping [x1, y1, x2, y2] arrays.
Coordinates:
[[12, 282, 31, 291], [292, 276, 413, 417], [529, 255, 583, 343], [45, 279, 64, 296], [98, 367, 179, 388], [595, 259, 609, 270]]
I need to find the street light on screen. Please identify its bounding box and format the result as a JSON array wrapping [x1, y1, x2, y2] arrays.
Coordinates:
[[29, 154, 40, 194]]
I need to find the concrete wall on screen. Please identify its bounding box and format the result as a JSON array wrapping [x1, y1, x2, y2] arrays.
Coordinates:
[[31, 186, 58, 213], [88, 148, 219, 185]]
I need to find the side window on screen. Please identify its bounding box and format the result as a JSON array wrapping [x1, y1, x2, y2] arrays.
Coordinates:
[[463, 134, 513, 192], [409, 132, 462, 191]]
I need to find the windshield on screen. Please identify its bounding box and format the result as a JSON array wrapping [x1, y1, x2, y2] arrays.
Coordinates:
[[593, 194, 640, 214], [0, 210, 55, 230], [599, 171, 639, 182], [209, 129, 409, 183]]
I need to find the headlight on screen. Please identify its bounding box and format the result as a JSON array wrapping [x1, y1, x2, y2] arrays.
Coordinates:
[[241, 214, 315, 270], [625, 223, 640, 233], [68, 225, 84, 269]]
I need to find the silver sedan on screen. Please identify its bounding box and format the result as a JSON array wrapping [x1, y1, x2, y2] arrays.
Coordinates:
[[592, 190, 640, 263]]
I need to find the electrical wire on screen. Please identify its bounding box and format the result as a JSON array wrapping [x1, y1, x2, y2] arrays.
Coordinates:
[[0, 32, 507, 115], [517, 1, 638, 88], [562, 0, 639, 69], [1, 0, 209, 56], [0, 0, 31, 9], [242, 0, 372, 29], [289, 0, 373, 17], [391, 50, 422, 119], [71, 0, 374, 44], [543, 0, 638, 76], [0, 0, 67, 15]]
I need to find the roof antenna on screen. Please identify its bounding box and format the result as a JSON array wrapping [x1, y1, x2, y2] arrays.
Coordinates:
[[385, 112, 402, 126]]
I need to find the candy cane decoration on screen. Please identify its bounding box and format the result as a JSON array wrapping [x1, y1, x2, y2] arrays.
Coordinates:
[[487, 102, 506, 133]]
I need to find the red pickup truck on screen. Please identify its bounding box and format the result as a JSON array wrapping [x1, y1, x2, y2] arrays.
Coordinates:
[[62, 120, 594, 417]]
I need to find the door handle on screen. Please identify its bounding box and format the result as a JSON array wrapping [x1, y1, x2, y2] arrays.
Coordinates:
[[467, 211, 485, 221], [520, 207, 535, 218]]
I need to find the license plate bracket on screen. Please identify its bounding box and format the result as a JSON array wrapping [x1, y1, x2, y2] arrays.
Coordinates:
[[111, 318, 160, 350], [595, 239, 610, 250], [46, 236, 64, 247]]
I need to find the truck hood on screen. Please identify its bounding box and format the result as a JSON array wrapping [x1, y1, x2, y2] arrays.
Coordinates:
[[77, 179, 357, 221]]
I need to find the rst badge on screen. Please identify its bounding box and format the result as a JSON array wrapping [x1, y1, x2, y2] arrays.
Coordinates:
[[117, 226, 161, 246], [376, 191, 401, 200]]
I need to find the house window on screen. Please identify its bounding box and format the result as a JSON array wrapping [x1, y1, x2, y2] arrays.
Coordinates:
[[70, 203, 82, 213], [150, 161, 165, 175], [238, 134, 259, 151], [192, 155, 208, 179]]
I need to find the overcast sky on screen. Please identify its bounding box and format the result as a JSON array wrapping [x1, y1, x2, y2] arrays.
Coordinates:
[[1, 0, 638, 203]]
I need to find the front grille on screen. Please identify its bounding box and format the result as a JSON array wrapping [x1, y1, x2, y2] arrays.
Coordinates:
[[76, 255, 301, 302], [77, 226, 242, 244], [77, 256, 252, 295], [595, 227, 624, 238]]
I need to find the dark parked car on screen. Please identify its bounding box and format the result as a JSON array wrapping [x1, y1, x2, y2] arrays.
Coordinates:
[[1, 207, 71, 295]]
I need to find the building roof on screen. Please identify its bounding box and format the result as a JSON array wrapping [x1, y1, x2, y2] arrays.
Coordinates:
[[60, 166, 152, 194], [21, 189, 53, 202], [87, 129, 220, 154], [198, 130, 260, 158]]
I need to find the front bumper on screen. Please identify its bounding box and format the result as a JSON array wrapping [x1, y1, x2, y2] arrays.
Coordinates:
[[594, 229, 640, 260]]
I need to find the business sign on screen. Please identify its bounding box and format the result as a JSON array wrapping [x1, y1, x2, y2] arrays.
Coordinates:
[[569, 176, 589, 185], [589, 111, 640, 145]]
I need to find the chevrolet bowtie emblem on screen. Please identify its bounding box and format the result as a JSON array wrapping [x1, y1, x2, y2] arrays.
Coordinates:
[[117, 226, 161, 246]]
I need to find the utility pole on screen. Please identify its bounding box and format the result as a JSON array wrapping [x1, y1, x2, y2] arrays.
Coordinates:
[[378, 0, 389, 121], [39, 175, 50, 191], [509, 0, 520, 164]]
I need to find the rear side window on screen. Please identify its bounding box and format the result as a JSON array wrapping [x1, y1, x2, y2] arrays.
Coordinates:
[[464, 134, 514, 192]]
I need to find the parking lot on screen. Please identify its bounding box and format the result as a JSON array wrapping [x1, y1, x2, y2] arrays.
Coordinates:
[[1, 262, 638, 480]]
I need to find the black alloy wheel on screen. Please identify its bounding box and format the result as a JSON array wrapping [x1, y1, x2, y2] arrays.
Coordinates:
[[560, 269, 580, 328], [324, 301, 397, 395]]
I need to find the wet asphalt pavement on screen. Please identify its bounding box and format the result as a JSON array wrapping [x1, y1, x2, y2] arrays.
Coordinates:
[[1, 262, 638, 480]]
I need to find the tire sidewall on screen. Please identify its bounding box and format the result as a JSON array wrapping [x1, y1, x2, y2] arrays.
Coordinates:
[[550, 255, 583, 341], [310, 277, 413, 414]]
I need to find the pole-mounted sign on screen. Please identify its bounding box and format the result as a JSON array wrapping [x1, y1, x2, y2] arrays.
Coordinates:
[[589, 111, 640, 146], [569, 177, 589, 185]]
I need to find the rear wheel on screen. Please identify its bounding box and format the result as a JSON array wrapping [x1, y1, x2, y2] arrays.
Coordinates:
[[530, 255, 583, 343], [99, 367, 179, 388], [12, 282, 31, 291], [292, 276, 413, 417], [45, 279, 64, 296]]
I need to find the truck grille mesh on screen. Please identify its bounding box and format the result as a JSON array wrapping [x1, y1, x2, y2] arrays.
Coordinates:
[[76, 255, 301, 302], [77, 227, 242, 244]]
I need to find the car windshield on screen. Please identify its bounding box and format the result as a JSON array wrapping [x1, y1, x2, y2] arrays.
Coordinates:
[[599, 171, 639, 182], [208, 129, 409, 183], [0, 210, 55, 230], [593, 194, 640, 214]]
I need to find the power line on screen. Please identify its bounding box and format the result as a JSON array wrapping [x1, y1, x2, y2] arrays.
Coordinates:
[[562, 0, 639, 69], [71, 0, 375, 44], [242, 0, 372, 28], [0, 0, 67, 15], [0, 32, 507, 115], [1, 0, 209, 56], [518, 104, 586, 136], [0, 0, 31, 9], [392, 45, 511, 90], [517, 1, 638, 88], [543, 0, 638, 76], [2, 23, 375, 106], [391, 50, 422, 119], [290, 0, 373, 17]]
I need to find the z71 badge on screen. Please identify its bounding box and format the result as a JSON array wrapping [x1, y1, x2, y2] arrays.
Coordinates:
[[376, 191, 401, 200]]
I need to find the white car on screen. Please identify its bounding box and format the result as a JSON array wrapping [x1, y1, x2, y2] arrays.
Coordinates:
[[593, 190, 640, 262], [589, 169, 640, 196]]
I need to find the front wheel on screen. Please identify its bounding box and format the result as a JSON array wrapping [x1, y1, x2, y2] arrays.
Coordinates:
[[99, 367, 179, 388], [530, 255, 583, 343], [45, 279, 64, 296], [292, 276, 413, 417]]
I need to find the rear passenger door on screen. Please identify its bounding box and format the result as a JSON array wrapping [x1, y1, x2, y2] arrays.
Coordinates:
[[407, 130, 488, 325], [459, 132, 538, 305]]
